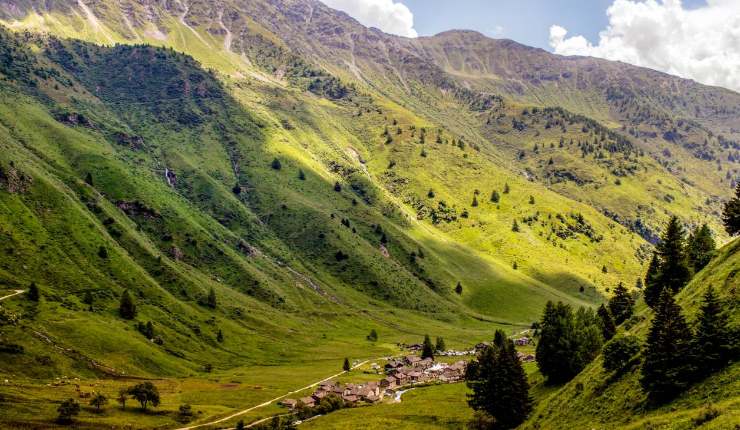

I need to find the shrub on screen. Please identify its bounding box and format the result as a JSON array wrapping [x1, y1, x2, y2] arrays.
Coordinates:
[[57, 398, 80, 424], [603, 336, 641, 373]]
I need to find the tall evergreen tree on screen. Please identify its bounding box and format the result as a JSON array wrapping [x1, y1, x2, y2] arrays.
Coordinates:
[[343, 357, 350, 372], [692, 287, 735, 379], [421, 334, 435, 359], [597, 304, 616, 341], [119, 289, 137, 320], [205, 287, 217, 309], [467, 329, 532, 429], [655, 216, 691, 295], [722, 183, 740, 236], [490, 190, 500, 203], [687, 224, 716, 272], [455, 282, 463, 295], [644, 252, 662, 308], [640, 288, 694, 403], [608, 282, 635, 325]]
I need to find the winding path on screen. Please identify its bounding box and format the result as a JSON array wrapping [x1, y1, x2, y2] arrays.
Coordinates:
[[176, 359, 376, 430], [0, 290, 25, 302]]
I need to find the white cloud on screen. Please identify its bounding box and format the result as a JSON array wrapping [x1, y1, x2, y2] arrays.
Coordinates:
[[549, 0, 740, 92], [320, 0, 418, 38]]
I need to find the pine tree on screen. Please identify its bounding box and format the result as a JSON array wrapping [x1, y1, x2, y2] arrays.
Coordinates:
[[490, 190, 500, 203], [529, 195, 535, 204], [687, 224, 716, 272], [722, 183, 740, 236], [472, 195, 479, 207], [644, 252, 662, 308], [656, 216, 691, 294], [343, 357, 351, 372], [333, 181, 342, 192], [205, 287, 217, 309], [512, 220, 520, 232], [455, 282, 463, 295], [435, 336, 446, 352], [641, 288, 694, 403], [271, 158, 282, 170], [27, 282, 39, 302], [421, 334, 435, 359], [85, 172, 94, 186], [503, 183, 510, 194], [692, 286, 734, 378], [427, 189, 435, 198], [298, 169, 306, 180], [217, 329, 224, 343], [597, 304, 616, 341], [608, 282, 634, 325], [367, 329, 378, 341], [467, 330, 532, 429], [119, 289, 137, 320]]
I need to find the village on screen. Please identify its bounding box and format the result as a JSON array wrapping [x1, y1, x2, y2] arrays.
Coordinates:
[[279, 336, 535, 410]]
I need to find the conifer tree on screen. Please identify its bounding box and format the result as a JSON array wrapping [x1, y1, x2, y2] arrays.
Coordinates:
[[472, 195, 478, 207], [205, 287, 217, 309], [644, 252, 662, 308], [455, 282, 463, 295], [687, 224, 716, 272], [343, 357, 350, 372], [271, 158, 282, 170], [217, 329, 224, 343], [333, 181, 342, 192], [85, 172, 94, 186], [298, 169, 306, 180], [692, 286, 734, 378], [467, 329, 532, 429], [421, 334, 435, 359], [655, 216, 691, 294], [490, 190, 500, 203], [435, 337, 446, 352], [597, 304, 616, 341], [27, 282, 39, 302], [722, 183, 740, 236], [512, 220, 520, 232], [503, 183, 510, 194], [608, 282, 634, 325], [641, 288, 694, 403], [119, 289, 137, 320]]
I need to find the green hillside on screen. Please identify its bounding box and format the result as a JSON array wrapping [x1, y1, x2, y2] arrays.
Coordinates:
[[0, 0, 737, 428]]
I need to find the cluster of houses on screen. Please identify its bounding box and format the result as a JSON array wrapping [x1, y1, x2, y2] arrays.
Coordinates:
[[280, 356, 467, 410]]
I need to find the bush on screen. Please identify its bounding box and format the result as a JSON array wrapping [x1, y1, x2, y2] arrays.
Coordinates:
[[57, 398, 80, 424], [603, 336, 641, 373]]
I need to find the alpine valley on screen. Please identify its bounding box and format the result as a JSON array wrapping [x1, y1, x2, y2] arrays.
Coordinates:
[[0, 0, 737, 429]]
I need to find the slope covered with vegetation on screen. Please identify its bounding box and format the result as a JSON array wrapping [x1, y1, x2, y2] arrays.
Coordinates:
[[0, 0, 737, 428]]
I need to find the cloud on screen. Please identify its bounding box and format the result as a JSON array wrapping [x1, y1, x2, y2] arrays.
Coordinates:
[[320, 0, 418, 38], [549, 0, 740, 92]]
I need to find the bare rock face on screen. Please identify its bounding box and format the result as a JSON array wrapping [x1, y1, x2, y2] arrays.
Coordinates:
[[170, 246, 184, 261], [116, 200, 161, 219], [113, 132, 145, 150], [0, 163, 33, 194], [56, 112, 94, 128]]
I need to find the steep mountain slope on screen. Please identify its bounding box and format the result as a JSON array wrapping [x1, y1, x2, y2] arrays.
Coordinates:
[[0, 0, 737, 427], [523, 237, 740, 429]]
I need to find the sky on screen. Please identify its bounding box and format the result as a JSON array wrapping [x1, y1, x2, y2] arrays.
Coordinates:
[[319, 0, 740, 93]]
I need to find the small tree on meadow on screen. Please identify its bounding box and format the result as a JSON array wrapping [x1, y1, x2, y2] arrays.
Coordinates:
[[205, 287, 217, 309], [27, 282, 39, 302], [119, 289, 137, 320], [271, 158, 282, 170], [367, 329, 378, 341], [117, 389, 128, 409], [56, 398, 80, 424], [455, 282, 463, 295], [127, 382, 160, 410], [90, 393, 108, 411], [472, 195, 478, 207], [435, 336, 446, 352], [512, 220, 520, 232], [503, 183, 510, 194], [421, 334, 435, 359], [298, 169, 306, 180], [343, 357, 351, 372], [490, 190, 500, 203]]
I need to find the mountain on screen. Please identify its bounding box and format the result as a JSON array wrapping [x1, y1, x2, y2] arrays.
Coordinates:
[[0, 0, 737, 428]]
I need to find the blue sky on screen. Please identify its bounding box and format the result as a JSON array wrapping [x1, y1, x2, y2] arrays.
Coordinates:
[[320, 0, 740, 92], [402, 0, 708, 50]]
